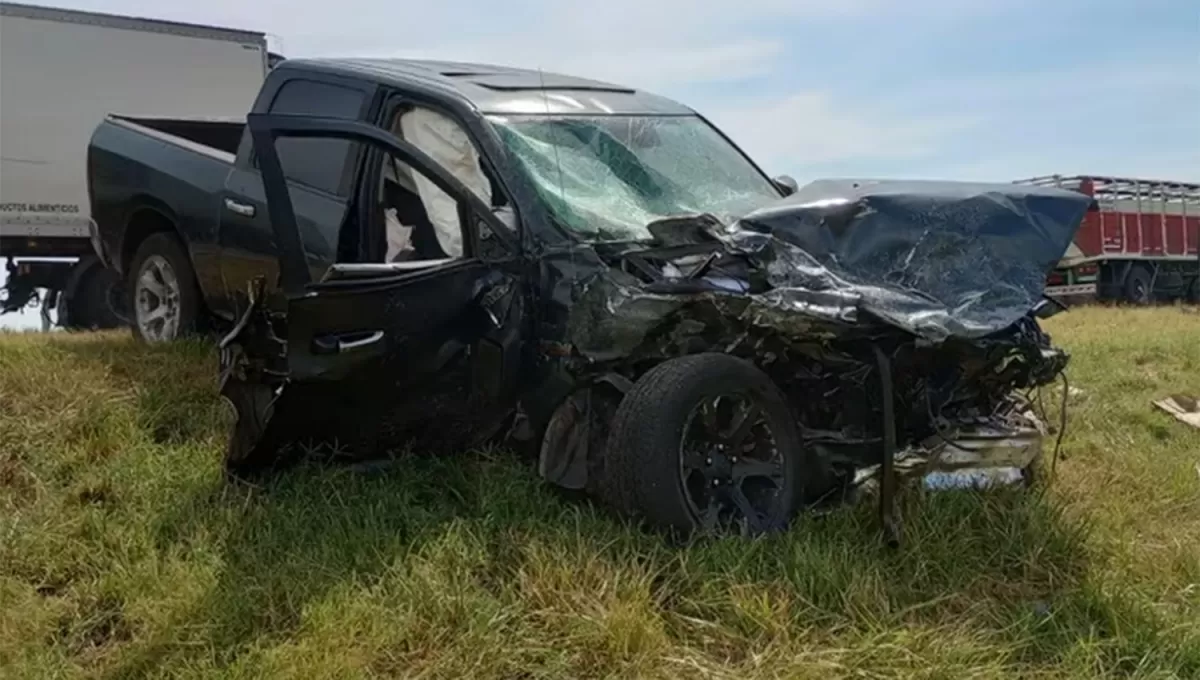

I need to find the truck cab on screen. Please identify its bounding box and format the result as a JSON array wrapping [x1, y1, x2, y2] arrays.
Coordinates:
[[88, 58, 794, 342]]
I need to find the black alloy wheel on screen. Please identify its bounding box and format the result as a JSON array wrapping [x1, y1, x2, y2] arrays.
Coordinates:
[[606, 353, 828, 536]]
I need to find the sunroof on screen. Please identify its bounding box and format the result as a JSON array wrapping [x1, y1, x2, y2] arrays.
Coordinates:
[[465, 73, 634, 93], [477, 83, 635, 93], [439, 70, 501, 77]]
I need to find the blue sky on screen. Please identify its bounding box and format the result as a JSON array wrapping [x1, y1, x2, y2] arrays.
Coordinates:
[[19, 0, 1200, 181], [2, 0, 1197, 328]]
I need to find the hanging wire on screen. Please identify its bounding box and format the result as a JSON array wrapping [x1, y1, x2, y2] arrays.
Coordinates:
[[1050, 371, 1069, 479]]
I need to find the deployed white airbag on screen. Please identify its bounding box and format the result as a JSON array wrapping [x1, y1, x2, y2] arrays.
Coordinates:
[[397, 108, 492, 257], [384, 207, 412, 262]]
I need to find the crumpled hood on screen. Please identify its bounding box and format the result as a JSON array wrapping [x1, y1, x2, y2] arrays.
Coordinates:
[[560, 177, 1094, 360], [721, 178, 1095, 341]]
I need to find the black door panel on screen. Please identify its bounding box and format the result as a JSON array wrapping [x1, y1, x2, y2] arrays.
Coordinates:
[[219, 168, 349, 315], [285, 260, 491, 382], [218, 76, 372, 316], [284, 260, 512, 453], [239, 112, 525, 456]]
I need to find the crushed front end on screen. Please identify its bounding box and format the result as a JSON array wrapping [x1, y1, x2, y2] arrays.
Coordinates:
[[538, 179, 1092, 535]]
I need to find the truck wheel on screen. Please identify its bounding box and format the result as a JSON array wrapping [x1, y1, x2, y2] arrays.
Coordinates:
[[127, 233, 200, 343], [1123, 265, 1153, 305], [605, 353, 828, 536], [1186, 275, 1200, 304], [62, 264, 123, 330]]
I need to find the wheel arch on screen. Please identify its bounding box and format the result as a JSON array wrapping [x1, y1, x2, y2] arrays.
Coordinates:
[[118, 197, 182, 276], [536, 373, 630, 492]]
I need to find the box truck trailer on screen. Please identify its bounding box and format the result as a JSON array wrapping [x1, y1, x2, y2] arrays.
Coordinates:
[[0, 1, 270, 329]]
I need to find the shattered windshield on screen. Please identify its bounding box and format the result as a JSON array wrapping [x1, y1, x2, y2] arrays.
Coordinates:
[[488, 114, 781, 241]]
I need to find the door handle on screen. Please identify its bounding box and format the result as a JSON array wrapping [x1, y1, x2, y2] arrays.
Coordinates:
[[224, 197, 256, 217], [312, 330, 385, 355]]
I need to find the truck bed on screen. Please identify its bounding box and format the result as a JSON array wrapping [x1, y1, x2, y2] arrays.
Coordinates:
[[107, 115, 246, 163], [88, 115, 241, 277], [3, 115, 243, 247]]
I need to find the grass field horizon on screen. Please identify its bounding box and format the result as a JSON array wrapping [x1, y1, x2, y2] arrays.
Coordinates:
[[2, 306, 1198, 678]]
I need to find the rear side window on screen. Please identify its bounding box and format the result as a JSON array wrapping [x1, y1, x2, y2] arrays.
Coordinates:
[[266, 79, 365, 196]]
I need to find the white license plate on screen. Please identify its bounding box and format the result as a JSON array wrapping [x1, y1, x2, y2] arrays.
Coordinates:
[[1045, 283, 1097, 297]]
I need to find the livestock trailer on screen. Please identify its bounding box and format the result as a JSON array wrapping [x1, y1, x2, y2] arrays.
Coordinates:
[[1017, 175, 1200, 303]]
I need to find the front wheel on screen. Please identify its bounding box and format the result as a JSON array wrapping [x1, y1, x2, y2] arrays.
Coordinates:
[[1123, 265, 1153, 305], [606, 353, 829, 536]]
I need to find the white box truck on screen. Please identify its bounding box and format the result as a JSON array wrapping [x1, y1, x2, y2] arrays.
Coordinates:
[[0, 1, 271, 329]]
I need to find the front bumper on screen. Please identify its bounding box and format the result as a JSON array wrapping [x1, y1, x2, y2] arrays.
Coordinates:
[[855, 410, 1046, 491]]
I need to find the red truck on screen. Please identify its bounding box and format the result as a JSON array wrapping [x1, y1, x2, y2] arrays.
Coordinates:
[[1016, 175, 1200, 304]]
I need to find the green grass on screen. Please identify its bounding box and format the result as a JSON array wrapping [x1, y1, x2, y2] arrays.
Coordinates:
[[2, 306, 1198, 679]]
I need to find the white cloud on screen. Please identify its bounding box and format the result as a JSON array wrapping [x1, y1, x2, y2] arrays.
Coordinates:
[[398, 38, 787, 91], [705, 91, 977, 169], [41, 0, 888, 88], [930, 148, 1200, 185]]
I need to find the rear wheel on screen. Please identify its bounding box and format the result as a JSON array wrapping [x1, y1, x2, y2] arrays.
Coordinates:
[[61, 264, 123, 330], [127, 233, 201, 343], [1186, 274, 1200, 304], [606, 353, 829, 536]]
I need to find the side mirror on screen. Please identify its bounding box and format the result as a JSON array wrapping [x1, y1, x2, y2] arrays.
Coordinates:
[[1033, 295, 1068, 319], [772, 174, 798, 197]]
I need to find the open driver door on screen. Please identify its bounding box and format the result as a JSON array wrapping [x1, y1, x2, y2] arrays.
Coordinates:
[[219, 113, 526, 478]]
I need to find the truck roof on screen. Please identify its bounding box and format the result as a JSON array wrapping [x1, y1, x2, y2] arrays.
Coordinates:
[[0, 2, 267, 46], [280, 58, 697, 116], [1016, 174, 1200, 203], [1016, 174, 1200, 191]]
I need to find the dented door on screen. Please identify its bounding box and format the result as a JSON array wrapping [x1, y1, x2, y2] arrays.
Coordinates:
[[220, 113, 525, 473]]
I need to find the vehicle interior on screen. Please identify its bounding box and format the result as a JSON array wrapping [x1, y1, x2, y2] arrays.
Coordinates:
[[374, 105, 507, 264], [323, 103, 516, 281]]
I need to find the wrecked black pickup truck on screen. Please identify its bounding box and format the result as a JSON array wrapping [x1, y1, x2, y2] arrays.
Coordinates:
[[106, 58, 1092, 537]]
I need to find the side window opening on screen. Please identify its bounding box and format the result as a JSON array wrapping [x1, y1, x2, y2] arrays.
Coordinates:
[[375, 106, 503, 263], [260, 78, 369, 270], [378, 153, 461, 262], [265, 79, 366, 196]]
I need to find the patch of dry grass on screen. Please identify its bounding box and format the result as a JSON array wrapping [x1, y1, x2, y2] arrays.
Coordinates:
[[1, 306, 1197, 679]]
